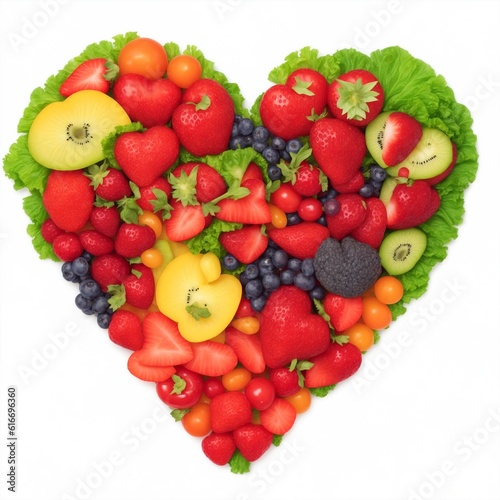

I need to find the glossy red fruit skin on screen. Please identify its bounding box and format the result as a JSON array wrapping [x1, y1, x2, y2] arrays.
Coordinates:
[[156, 366, 204, 409], [232, 423, 274, 462], [201, 432, 236, 466], [269, 367, 301, 397], [52, 233, 83, 261], [210, 391, 252, 433]]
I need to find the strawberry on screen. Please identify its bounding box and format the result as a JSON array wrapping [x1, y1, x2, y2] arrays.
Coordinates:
[[210, 392, 252, 433], [164, 201, 206, 242], [332, 171, 365, 194], [121, 264, 155, 310], [112, 73, 182, 128], [323, 293, 363, 332], [114, 125, 180, 187], [259, 397, 296, 435], [43, 170, 94, 232], [108, 310, 144, 351], [325, 193, 367, 240], [427, 143, 458, 186], [133, 312, 193, 367], [169, 162, 227, 204], [267, 222, 329, 260], [90, 253, 130, 291], [327, 69, 384, 127], [259, 286, 331, 369], [89, 206, 121, 238], [52, 233, 83, 261], [310, 117, 367, 186], [225, 326, 266, 374], [40, 218, 65, 244], [114, 223, 156, 258], [350, 197, 387, 249], [241, 162, 264, 183], [79, 230, 115, 256], [127, 354, 176, 383], [137, 177, 172, 213], [260, 68, 328, 140], [59, 58, 111, 98], [215, 179, 271, 225], [232, 423, 273, 462], [172, 78, 235, 156], [292, 162, 324, 197], [269, 367, 301, 397], [219, 225, 268, 265], [380, 112, 423, 166], [86, 164, 132, 202], [304, 342, 362, 388], [201, 432, 236, 466], [184, 340, 238, 377]]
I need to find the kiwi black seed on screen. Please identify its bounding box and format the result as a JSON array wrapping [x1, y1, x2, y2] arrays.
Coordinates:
[[379, 228, 427, 275]]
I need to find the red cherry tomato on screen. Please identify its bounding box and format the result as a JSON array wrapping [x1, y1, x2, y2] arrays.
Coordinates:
[[203, 378, 225, 400], [297, 198, 323, 221], [244, 377, 276, 411], [156, 366, 203, 409], [270, 183, 303, 213]]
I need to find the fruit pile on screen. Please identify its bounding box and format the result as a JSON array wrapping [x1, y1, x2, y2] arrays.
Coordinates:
[[2, 33, 478, 473]]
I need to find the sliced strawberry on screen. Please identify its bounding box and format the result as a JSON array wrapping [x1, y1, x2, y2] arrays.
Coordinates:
[[225, 326, 266, 374], [350, 197, 387, 249], [127, 353, 176, 382], [215, 179, 271, 224], [323, 293, 363, 332], [134, 312, 193, 367], [259, 397, 297, 435], [241, 162, 264, 183], [164, 201, 206, 242], [60, 58, 111, 98], [184, 340, 238, 377], [325, 193, 367, 240], [382, 112, 423, 166], [219, 225, 268, 264], [268, 222, 329, 260]]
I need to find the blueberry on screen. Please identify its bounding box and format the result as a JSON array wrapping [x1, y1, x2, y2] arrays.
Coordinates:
[[79, 279, 101, 300], [319, 188, 338, 203], [301, 258, 315, 277], [82, 251, 93, 262], [245, 279, 264, 299], [262, 146, 280, 164], [61, 262, 75, 282], [97, 312, 112, 329], [286, 212, 302, 226], [243, 264, 259, 280], [231, 123, 240, 137], [272, 249, 289, 269], [294, 273, 316, 291], [286, 138, 303, 154], [238, 118, 254, 136], [369, 179, 383, 190], [267, 164, 282, 181], [280, 269, 295, 285], [271, 136, 286, 150], [252, 126, 269, 143], [317, 214, 327, 227], [287, 258, 303, 273], [251, 295, 267, 313], [263, 246, 276, 259], [262, 273, 280, 292], [234, 114, 243, 123], [359, 183, 375, 198], [280, 150, 292, 162], [309, 285, 326, 301], [370, 165, 387, 182], [230, 136, 246, 150], [258, 257, 274, 276], [222, 254, 240, 271], [71, 257, 89, 277], [252, 141, 267, 153], [92, 295, 111, 314], [75, 293, 92, 313], [323, 198, 340, 216]]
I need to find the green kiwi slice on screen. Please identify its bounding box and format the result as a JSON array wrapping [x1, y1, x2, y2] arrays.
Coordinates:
[[379, 228, 427, 275], [385, 128, 453, 179]]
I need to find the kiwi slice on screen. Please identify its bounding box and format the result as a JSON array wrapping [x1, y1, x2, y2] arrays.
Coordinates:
[[365, 111, 390, 168], [28, 90, 131, 170], [379, 228, 427, 275], [385, 127, 453, 179]]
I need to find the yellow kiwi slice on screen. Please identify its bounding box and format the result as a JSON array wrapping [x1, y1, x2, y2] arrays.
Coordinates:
[[28, 90, 130, 170]]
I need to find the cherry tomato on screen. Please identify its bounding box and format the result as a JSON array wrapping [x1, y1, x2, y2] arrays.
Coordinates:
[[166, 54, 202, 89], [118, 37, 168, 80], [156, 367, 203, 409], [181, 402, 211, 437], [203, 378, 225, 399], [235, 297, 255, 318], [344, 323, 375, 351], [297, 198, 323, 221], [268, 203, 288, 228], [362, 296, 393, 330], [270, 183, 303, 213], [140, 247, 163, 268], [222, 367, 252, 391], [231, 316, 260, 335], [138, 210, 163, 239], [244, 377, 276, 410], [285, 387, 312, 414], [374, 276, 404, 304]]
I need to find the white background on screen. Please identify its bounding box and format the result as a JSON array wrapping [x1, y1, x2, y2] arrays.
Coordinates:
[[1, 1, 499, 499]]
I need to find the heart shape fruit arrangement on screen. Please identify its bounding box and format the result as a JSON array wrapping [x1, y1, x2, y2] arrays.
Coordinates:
[[2, 33, 478, 473]]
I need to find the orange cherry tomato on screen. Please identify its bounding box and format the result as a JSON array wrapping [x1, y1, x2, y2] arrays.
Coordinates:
[[118, 37, 168, 80], [181, 402, 211, 437], [285, 387, 312, 414], [166, 54, 202, 89], [222, 367, 252, 391], [138, 210, 163, 239], [231, 316, 260, 335], [268, 203, 288, 229], [362, 296, 393, 330], [374, 276, 404, 304], [344, 323, 375, 351], [140, 247, 163, 268]]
